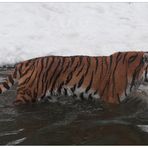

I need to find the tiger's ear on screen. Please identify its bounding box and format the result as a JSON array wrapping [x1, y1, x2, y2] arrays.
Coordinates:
[[143, 53, 148, 63]]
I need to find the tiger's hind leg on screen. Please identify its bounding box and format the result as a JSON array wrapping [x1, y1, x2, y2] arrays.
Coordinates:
[[13, 87, 36, 105], [13, 93, 27, 105]]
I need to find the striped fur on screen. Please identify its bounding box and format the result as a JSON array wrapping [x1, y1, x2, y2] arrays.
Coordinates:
[[0, 51, 148, 105]]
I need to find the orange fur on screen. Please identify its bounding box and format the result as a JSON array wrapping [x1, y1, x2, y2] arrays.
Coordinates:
[[0, 51, 147, 105]]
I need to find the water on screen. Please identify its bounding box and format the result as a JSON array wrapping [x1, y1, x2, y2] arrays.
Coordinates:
[[0, 69, 148, 145]]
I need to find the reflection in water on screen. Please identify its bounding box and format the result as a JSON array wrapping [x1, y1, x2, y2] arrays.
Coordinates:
[[137, 125, 148, 133], [0, 69, 148, 145], [7, 137, 27, 145], [0, 97, 148, 145], [0, 129, 24, 137]]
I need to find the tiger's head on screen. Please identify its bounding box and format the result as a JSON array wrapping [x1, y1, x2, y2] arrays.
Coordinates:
[[126, 52, 148, 85], [112, 51, 148, 103]]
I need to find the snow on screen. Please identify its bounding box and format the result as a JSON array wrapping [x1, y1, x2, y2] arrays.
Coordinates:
[[0, 3, 148, 65]]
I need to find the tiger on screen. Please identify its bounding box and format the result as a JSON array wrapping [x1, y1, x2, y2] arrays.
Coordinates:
[[0, 51, 147, 105]]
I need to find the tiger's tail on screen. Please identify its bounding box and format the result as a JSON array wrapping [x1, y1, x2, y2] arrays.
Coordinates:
[[0, 66, 19, 93]]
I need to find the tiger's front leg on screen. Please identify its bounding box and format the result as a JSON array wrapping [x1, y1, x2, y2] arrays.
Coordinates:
[[13, 92, 27, 105]]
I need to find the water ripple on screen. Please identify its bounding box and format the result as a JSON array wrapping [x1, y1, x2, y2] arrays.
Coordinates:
[[0, 128, 24, 137], [137, 125, 148, 133], [7, 137, 26, 145]]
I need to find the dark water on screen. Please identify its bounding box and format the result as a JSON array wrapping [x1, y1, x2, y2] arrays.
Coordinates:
[[0, 69, 148, 145]]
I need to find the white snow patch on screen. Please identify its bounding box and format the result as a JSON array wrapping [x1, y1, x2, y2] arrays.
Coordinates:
[[0, 3, 148, 65]]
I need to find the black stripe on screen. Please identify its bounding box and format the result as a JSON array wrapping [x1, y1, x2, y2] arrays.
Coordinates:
[[18, 64, 23, 76], [19, 60, 38, 87], [19, 64, 36, 87], [63, 59, 70, 73], [48, 58, 61, 86], [50, 58, 65, 93], [25, 61, 30, 67], [42, 57, 50, 82], [117, 93, 121, 103], [94, 90, 97, 95], [124, 66, 128, 97], [33, 89, 37, 99], [3, 82, 10, 89], [145, 66, 148, 82], [88, 94, 93, 101], [100, 56, 114, 98], [17, 86, 26, 92], [76, 64, 85, 76], [104, 56, 107, 65], [37, 58, 45, 93], [42, 81, 49, 97], [130, 59, 143, 91], [116, 52, 122, 63], [18, 92, 25, 95], [73, 61, 80, 72], [13, 67, 18, 79], [21, 62, 34, 77], [122, 52, 128, 64], [43, 57, 54, 81], [8, 75, 14, 85], [70, 84, 76, 93], [65, 72, 73, 84], [48, 57, 61, 94], [84, 57, 91, 76], [77, 75, 85, 88], [100, 76, 110, 98], [124, 54, 129, 97], [104, 54, 118, 98], [70, 56, 76, 67], [99, 58, 104, 81], [109, 55, 113, 70], [104, 57, 108, 73], [28, 68, 38, 88], [26, 89, 31, 96], [45, 57, 60, 93], [76, 57, 84, 76], [65, 61, 79, 84], [73, 94, 77, 98], [64, 88, 67, 95], [85, 71, 94, 93], [95, 57, 98, 73], [57, 81, 64, 93], [80, 93, 85, 100], [41, 57, 55, 95], [128, 54, 138, 64], [50, 58, 65, 92], [112, 52, 123, 96], [78, 56, 83, 67], [18, 68, 21, 78], [19, 77, 31, 87]]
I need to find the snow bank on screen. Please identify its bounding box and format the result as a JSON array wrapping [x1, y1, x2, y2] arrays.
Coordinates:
[[0, 3, 148, 65]]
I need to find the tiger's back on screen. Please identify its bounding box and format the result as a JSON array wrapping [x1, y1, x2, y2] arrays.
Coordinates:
[[0, 51, 147, 105]]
